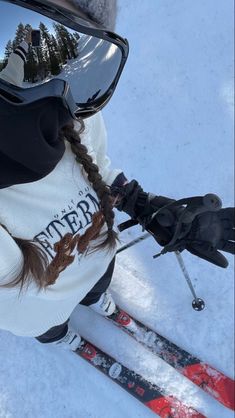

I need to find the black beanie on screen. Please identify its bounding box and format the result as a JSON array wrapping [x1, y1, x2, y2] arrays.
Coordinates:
[[68, 0, 117, 30]]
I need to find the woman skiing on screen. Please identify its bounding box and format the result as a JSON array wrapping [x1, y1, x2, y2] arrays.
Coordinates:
[[0, 0, 234, 351]]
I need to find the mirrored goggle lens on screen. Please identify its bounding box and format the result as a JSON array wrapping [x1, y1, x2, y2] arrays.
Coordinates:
[[0, 1, 125, 114]]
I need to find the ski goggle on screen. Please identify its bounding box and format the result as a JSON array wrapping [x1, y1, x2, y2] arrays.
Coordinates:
[[0, 0, 129, 118]]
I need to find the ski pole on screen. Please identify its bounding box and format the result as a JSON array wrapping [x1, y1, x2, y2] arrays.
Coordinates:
[[175, 251, 205, 311], [117, 232, 205, 311], [116, 232, 150, 254]]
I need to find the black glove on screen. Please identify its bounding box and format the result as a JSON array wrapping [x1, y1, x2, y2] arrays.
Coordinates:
[[112, 180, 235, 268]]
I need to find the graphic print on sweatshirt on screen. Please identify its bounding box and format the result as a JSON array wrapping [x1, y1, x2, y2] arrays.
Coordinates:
[[33, 184, 102, 284]]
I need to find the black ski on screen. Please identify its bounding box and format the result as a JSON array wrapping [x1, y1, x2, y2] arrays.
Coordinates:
[[108, 307, 234, 410], [75, 337, 206, 417]]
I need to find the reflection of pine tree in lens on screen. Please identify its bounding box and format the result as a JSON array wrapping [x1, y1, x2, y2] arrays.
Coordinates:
[[1, 40, 13, 70], [53, 23, 79, 63]]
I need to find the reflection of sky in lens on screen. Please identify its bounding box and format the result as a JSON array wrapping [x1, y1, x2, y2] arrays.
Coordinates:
[[0, 2, 53, 59]]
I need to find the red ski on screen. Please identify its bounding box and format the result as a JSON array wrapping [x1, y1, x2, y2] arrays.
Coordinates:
[[76, 338, 206, 418], [108, 307, 235, 411]]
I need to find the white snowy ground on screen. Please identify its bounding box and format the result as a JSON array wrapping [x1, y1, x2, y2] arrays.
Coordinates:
[[0, 1, 234, 417]]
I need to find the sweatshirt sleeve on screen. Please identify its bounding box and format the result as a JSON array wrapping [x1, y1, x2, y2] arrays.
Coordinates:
[[78, 112, 124, 186], [0, 41, 28, 87], [0, 225, 24, 284]]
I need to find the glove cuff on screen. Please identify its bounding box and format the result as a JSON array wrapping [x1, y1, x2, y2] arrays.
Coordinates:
[[111, 179, 173, 221], [111, 179, 144, 218]]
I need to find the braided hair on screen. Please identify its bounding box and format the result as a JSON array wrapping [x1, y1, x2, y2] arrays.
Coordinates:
[[62, 119, 118, 250]]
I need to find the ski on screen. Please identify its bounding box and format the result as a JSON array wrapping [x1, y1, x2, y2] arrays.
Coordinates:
[[108, 307, 235, 411], [76, 337, 206, 418]]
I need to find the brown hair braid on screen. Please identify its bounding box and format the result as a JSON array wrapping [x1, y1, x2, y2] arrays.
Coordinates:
[[62, 119, 118, 250], [0, 119, 118, 291]]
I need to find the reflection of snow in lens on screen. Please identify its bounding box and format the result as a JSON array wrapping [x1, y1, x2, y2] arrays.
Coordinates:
[[105, 43, 118, 61], [221, 80, 234, 120]]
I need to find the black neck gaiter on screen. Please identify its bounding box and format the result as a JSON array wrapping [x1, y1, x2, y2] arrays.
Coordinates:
[[0, 96, 73, 188]]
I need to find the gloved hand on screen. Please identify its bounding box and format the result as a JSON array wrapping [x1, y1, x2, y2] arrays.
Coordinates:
[[112, 180, 235, 268]]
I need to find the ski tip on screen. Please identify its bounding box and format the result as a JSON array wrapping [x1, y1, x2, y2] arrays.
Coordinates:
[[146, 395, 206, 418], [220, 376, 235, 411], [184, 364, 235, 411], [219, 379, 235, 411]]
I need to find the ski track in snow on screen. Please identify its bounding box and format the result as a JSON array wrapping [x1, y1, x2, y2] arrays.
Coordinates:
[[0, 0, 234, 417]]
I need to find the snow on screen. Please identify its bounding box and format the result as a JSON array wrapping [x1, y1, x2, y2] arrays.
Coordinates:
[[0, 0, 234, 417]]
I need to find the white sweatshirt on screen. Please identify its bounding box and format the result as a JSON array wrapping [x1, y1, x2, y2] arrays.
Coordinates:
[[0, 42, 122, 337]]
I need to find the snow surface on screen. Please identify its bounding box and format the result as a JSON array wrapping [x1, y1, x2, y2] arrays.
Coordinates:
[[0, 0, 234, 417]]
